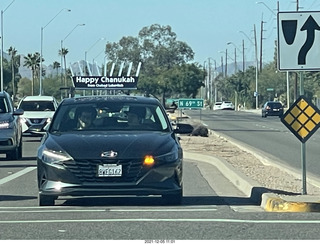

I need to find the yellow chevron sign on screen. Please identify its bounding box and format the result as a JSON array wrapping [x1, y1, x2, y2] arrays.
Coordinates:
[[281, 95, 320, 142]]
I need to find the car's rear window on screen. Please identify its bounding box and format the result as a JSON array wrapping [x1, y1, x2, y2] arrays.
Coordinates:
[[269, 103, 282, 109]]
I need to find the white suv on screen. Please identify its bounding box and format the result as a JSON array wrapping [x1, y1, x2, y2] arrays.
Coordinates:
[[17, 96, 58, 135]]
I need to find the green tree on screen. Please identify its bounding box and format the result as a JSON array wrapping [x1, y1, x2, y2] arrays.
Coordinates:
[[53, 61, 61, 76], [105, 24, 201, 104], [59, 48, 69, 87], [17, 77, 32, 97], [7, 46, 20, 101], [23, 52, 42, 95]]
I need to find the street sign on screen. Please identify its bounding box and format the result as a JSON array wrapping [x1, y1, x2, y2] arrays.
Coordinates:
[[281, 95, 320, 143], [278, 11, 320, 71], [178, 99, 204, 109]]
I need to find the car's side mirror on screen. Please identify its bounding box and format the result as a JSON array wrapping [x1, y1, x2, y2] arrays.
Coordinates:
[[13, 108, 24, 116]]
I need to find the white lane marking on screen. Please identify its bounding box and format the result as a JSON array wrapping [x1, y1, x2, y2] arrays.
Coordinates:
[[1, 218, 320, 224], [0, 209, 108, 213], [0, 208, 218, 213], [0, 167, 36, 185], [109, 209, 217, 212]]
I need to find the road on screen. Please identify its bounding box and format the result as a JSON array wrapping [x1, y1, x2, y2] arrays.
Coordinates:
[[185, 109, 320, 180], [1, 135, 320, 239]]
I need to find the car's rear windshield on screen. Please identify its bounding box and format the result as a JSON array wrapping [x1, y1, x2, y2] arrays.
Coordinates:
[[269, 103, 282, 109], [50, 101, 171, 133], [19, 101, 55, 111]]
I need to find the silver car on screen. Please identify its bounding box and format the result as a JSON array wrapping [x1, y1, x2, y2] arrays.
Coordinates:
[[0, 91, 24, 159]]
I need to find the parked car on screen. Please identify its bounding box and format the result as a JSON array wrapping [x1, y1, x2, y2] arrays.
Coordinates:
[[213, 102, 222, 110], [0, 91, 24, 160], [262, 101, 284, 118], [221, 101, 235, 110], [17, 95, 58, 135], [37, 95, 183, 206]]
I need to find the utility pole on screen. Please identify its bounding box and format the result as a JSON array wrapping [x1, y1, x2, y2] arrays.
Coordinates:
[[225, 49, 228, 77], [221, 56, 224, 78], [242, 39, 245, 72], [260, 17, 265, 72], [254, 24, 259, 109], [234, 47, 237, 73]]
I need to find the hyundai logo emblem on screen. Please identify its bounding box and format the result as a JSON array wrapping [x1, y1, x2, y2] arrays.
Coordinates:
[[101, 150, 118, 158]]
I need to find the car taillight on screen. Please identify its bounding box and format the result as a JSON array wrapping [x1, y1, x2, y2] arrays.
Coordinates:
[[266, 106, 271, 110]]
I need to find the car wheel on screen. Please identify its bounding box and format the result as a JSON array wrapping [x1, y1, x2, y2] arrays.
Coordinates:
[[162, 191, 183, 205], [39, 193, 55, 206], [6, 146, 19, 160], [17, 139, 22, 159]]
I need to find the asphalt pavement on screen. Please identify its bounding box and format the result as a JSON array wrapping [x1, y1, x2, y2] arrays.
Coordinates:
[[176, 108, 320, 212]]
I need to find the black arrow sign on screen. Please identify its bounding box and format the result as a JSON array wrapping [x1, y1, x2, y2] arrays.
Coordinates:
[[298, 15, 320, 65]]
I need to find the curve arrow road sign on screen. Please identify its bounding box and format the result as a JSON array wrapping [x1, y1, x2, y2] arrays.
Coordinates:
[[278, 11, 320, 71], [298, 15, 320, 65]]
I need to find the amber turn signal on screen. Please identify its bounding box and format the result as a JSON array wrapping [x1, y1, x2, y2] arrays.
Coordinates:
[[143, 155, 155, 166]]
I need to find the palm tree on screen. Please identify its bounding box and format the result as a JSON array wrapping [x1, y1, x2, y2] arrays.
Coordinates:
[[7, 46, 20, 100], [23, 52, 42, 95], [53, 61, 61, 77], [58, 48, 69, 86]]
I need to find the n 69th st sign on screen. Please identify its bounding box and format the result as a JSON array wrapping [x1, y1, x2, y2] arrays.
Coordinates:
[[178, 99, 204, 109]]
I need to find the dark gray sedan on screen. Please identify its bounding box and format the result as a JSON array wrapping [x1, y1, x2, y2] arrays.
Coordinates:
[[37, 95, 183, 206]]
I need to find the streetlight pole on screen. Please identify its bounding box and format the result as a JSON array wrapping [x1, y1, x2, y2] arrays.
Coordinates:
[[60, 23, 85, 98], [84, 37, 105, 75], [227, 42, 239, 73], [239, 30, 259, 109], [40, 8, 71, 96], [83, 37, 105, 96], [0, 0, 15, 92], [61, 24, 85, 82]]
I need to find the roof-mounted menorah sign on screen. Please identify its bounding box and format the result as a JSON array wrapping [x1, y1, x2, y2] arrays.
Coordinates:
[[72, 61, 141, 90]]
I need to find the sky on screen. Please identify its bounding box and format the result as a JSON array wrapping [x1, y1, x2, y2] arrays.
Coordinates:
[[1, 0, 320, 70]]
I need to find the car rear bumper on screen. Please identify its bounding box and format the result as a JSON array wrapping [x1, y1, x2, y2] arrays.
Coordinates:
[[265, 111, 283, 116]]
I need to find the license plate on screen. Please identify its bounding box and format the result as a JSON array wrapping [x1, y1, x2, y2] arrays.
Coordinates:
[[273, 109, 279, 111], [97, 164, 122, 177]]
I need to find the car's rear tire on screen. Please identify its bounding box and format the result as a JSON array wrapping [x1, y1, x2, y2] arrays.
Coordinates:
[[6, 137, 22, 160], [39, 193, 55, 206], [6, 147, 19, 160], [17, 139, 22, 159]]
